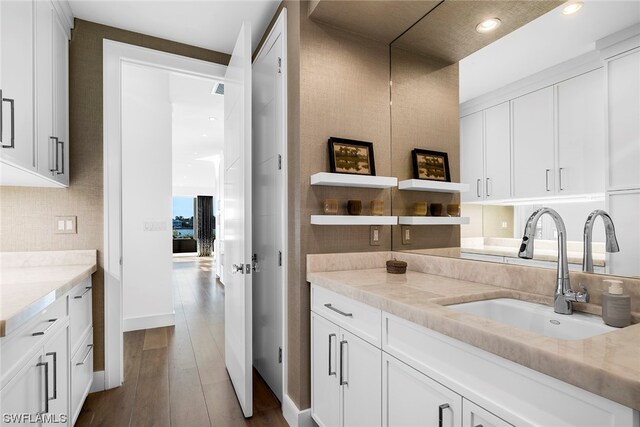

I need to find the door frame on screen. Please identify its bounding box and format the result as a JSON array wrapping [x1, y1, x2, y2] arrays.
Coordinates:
[[102, 40, 226, 389]]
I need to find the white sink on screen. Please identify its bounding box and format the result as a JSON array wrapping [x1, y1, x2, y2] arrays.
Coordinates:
[[448, 298, 615, 340]]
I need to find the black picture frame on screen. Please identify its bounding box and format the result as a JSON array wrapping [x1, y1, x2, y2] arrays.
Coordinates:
[[328, 137, 376, 176], [411, 148, 451, 182]]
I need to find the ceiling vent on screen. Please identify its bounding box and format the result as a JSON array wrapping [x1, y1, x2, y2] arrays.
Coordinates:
[[212, 82, 224, 96]]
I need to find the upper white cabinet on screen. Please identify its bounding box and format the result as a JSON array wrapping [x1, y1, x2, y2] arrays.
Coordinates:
[[0, 0, 70, 187], [607, 48, 640, 191], [512, 86, 555, 198], [556, 68, 605, 195], [460, 111, 484, 202]]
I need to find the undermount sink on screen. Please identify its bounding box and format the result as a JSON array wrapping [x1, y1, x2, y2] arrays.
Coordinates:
[[448, 298, 616, 340]]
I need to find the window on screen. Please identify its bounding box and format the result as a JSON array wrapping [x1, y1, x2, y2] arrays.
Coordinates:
[[172, 197, 195, 239]]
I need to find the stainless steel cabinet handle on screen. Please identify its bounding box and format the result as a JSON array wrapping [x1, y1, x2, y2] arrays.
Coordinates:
[[339, 340, 348, 386], [76, 344, 94, 366], [475, 425, 484, 427], [324, 303, 353, 317], [476, 179, 481, 198], [438, 403, 450, 427], [486, 178, 491, 197], [56, 140, 64, 175], [328, 333, 336, 376], [74, 286, 92, 299], [49, 137, 58, 172], [32, 319, 57, 336], [46, 352, 57, 400], [545, 169, 551, 191], [36, 361, 49, 414], [559, 167, 564, 191], [1, 96, 15, 148]]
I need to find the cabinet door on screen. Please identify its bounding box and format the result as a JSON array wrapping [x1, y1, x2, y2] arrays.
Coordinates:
[[43, 326, 69, 427], [52, 13, 68, 186], [341, 329, 381, 427], [608, 190, 640, 277], [35, 0, 55, 179], [382, 353, 462, 427], [460, 111, 484, 202], [0, 352, 45, 427], [484, 102, 511, 200], [608, 49, 640, 190], [463, 399, 513, 427], [557, 68, 605, 195], [512, 86, 555, 198], [0, 0, 35, 169], [311, 313, 340, 427]]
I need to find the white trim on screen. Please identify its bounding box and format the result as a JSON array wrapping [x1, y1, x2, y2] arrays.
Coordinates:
[[123, 312, 176, 332], [90, 371, 106, 393], [51, 0, 74, 37], [103, 39, 226, 390], [596, 24, 640, 60], [283, 395, 313, 427]]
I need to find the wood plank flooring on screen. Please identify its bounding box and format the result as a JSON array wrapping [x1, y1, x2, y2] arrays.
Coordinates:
[[76, 256, 287, 427]]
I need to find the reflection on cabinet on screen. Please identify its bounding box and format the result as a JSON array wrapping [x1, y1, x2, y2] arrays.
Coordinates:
[[608, 190, 640, 277], [0, 0, 70, 188]]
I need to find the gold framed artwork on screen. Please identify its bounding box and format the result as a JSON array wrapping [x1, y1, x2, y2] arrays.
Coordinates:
[[328, 137, 376, 176], [411, 148, 451, 182]]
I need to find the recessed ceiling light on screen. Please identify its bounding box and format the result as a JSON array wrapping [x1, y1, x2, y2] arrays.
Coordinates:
[[209, 117, 217, 121], [202, 133, 207, 137], [561, 1, 582, 15], [476, 18, 501, 33]]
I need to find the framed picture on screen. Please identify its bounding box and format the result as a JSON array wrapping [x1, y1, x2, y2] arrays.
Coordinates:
[[328, 137, 376, 176], [412, 148, 451, 182]]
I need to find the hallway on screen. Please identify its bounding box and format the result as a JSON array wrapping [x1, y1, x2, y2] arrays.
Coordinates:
[[77, 257, 287, 426]]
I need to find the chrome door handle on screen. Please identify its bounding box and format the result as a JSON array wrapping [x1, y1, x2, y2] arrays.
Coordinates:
[[74, 286, 92, 299], [328, 333, 336, 376], [76, 344, 94, 366], [32, 319, 57, 336], [559, 167, 564, 191], [486, 177, 491, 197], [56, 140, 64, 175], [438, 403, 450, 427], [1, 96, 15, 148], [49, 137, 58, 172], [324, 303, 353, 317], [36, 361, 49, 414], [339, 340, 348, 386], [45, 352, 57, 400], [476, 179, 481, 198], [545, 169, 551, 191]]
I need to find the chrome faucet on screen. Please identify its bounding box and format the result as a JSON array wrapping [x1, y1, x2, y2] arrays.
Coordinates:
[[518, 207, 589, 315], [582, 209, 620, 273]]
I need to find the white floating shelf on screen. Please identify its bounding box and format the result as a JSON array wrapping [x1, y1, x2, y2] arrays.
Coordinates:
[[398, 179, 469, 193], [311, 215, 398, 225], [398, 216, 470, 225], [311, 172, 397, 189]]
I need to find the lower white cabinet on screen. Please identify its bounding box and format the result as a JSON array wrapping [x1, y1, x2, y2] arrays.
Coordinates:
[[70, 330, 93, 424], [1, 352, 45, 425], [463, 399, 513, 427]]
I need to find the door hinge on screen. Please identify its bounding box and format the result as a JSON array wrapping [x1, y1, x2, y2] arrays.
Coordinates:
[[278, 347, 282, 364], [278, 154, 282, 170], [278, 251, 282, 266], [277, 57, 282, 74]]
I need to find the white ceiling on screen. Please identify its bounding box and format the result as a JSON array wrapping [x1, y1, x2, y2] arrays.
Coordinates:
[[68, 0, 281, 54], [460, 1, 640, 103], [170, 72, 223, 196]]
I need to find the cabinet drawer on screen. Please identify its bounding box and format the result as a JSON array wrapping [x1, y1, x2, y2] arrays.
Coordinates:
[[70, 329, 93, 424], [311, 285, 381, 347], [463, 399, 513, 427], [1, 296, 67, 386], [69, 277, 92, 353]]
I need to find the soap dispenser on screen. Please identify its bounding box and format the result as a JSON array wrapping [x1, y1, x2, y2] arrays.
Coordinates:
[[601, 279, 631, 328]]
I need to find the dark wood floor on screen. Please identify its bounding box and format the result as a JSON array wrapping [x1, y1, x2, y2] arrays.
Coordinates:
[[77, 256, 287, 427]]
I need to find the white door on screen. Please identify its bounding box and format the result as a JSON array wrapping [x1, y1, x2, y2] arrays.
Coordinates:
[[556, 68, 605, 196], [52, 13, 69, 185], [341, 329, 382, 427], [382, 353, 462, 427], [224, 22, 253, 418], [35, 0, 55, 179], [484, 102, 511, 201], [311, 313, 340, 427], [43, 326, 69, 427], [0, 352, 45, 426], [512, 87, 555, 198], [460, 111, 484, 202]]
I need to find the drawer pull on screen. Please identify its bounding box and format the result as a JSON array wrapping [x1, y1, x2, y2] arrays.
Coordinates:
[[328, 333, 336, 376], [32, 319, 57, 336], [74, 286, 92, 299], [36, 361, 49, 414], [76, 344, 94, 366], [324, 303, 353, 317], [1, 96, 15, 148], [438, 403, 450, 427], [45, 352, 57, 400], [339, 340, 348, 386], [475, 425, 484, 427]]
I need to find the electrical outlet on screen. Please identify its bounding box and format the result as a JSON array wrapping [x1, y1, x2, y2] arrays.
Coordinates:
[[401, 226, 411, 245], [370, 226, 380, 246], [55, 216, 77, 234]]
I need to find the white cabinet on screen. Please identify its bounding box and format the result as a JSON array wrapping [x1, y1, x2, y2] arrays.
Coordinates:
[[382, 353, 461, 427], [512, 86, 555, 198], [311, 313, 340, 427], [463, 399, 513, 427], [607, 190, 640, 277], [461, 111, 484, 202], [0, 353, 44, 426], [607, 48, 640, 190], [556, 68, 605, 195], [43, 325, 70, 427]]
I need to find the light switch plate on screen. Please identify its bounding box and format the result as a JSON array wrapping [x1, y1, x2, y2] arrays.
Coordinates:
[[55, 216, 77, 234], [401, 226, 411, 245], [370, 226, 380, 246]]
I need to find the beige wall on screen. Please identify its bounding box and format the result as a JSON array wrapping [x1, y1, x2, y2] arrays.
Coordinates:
[[0, 19, 229, 372]]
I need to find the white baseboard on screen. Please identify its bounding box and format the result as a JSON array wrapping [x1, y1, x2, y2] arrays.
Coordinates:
[[283, 394, 314, 427], [123, 312, 176, 332], [90, 371, 105, 393]]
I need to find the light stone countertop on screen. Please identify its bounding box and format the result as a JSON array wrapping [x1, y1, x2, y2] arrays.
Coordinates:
[[307, 267, 640, 411], [0, 250, 97, 337]]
